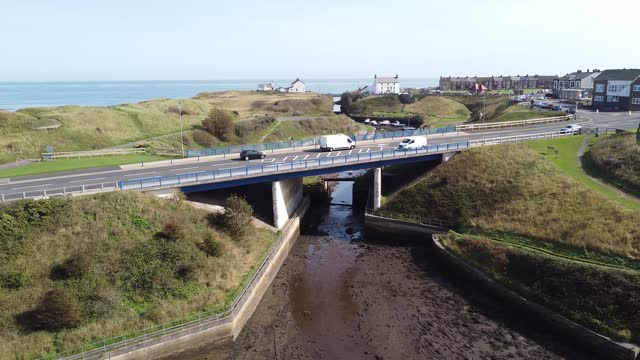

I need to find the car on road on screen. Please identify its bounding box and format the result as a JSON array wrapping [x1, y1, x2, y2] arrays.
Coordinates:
[[320, 134, 355, 151], [240, 149, 266, 160], [402, 126, 416, 131], [398, 136, 427, 150], [380, 120, 391, 126], [565, 108, 576, 114], [391, 121, 403, 127], [559, 124, 582, 134]]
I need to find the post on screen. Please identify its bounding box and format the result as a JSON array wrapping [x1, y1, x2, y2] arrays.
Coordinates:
[[373, 167, 382, 211], [178, 103, 185, 158]]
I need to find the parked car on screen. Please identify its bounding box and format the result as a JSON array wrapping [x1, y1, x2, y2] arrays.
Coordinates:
[[369, 120, 378, 126], [240, 149, 266, 160], [319, 134, 355, 151], [391, 121, 403, 127], [402, 126, 416, 131], [565, 108, 576, 114], [545, 104, 554, 110], [380, 120, 391, 126], [363, 118, 371, 123], [552, 105, 562, 111], [398, 136, 427, 150], [560, 124, 582, 134]]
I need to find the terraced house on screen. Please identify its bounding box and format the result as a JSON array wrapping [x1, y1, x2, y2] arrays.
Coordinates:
[[552, 69, 601, 100], [591, 69, 640, 111], [439, 74, 558, 92]]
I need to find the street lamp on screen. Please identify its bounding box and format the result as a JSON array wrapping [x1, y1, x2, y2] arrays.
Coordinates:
[[178, 103, 185, 158]]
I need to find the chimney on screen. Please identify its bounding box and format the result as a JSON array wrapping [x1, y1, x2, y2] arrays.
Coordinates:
[[587, 69, 590, 73], [395, 74, 398, 79], [374, 74, 377, 79], [577, 69, 582, 73]]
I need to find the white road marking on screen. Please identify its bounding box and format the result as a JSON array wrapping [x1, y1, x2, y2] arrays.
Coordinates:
[[70, 177, 106, 183], [13, 183, 53, 190], [378, 147, 384, 151], [315, 154, 321, 159], [358, 149, 363, 153], [303, 155, 309, 159], [336, 151, 342, 156], [293, 156, 299, 160], [365, 148, 370, 153], [123, 172, 156, 177], [348, 150, 353, 155], [169, 166, 199, 172], [283, 156, 289, 161]]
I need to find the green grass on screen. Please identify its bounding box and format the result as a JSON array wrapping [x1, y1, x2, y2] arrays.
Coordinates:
[[492, 106, 565, 122], [525, 136, 640, 210], [0, 192, 277, 359], [263, 115, 367, 142], [582, 133, 640, 198], [0, 155, 173, 179]]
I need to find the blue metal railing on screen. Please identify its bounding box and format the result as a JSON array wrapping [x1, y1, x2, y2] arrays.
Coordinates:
[[119, 140, 468, 191], [186, 127, 457, 158]]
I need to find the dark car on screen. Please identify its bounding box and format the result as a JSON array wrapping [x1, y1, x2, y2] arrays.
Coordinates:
[[545, 104, 554, 110], [240, 149, 266, 160], [565, 108, 576, 114], [552, 105, 562, 111]]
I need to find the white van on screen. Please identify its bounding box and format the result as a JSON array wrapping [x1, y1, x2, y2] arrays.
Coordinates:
[[398, 136, 427, 150], [320, 134, 355, 151]]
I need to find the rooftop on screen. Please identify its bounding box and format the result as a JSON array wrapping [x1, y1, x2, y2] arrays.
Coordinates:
[[594, 69, 640, 81]]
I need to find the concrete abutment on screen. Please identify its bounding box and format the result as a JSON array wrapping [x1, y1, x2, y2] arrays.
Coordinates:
[[272, 177, 304, 229]]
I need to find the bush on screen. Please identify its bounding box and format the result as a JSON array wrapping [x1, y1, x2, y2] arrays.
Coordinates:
[[202, 108, 235, 142], [17, 289, 82, 331], [220, 195, 253, 239], [50, 253, 91, 280], [166, 105, 195, 116], [191, 129, 216, 147], [234, 116, 276, 139], [0, 271, 31, 289], [199, 232, 224, 257], [398, 93, 416, 104], [156, 222, 187, 241]]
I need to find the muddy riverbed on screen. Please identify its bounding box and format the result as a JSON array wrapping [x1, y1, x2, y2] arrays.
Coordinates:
[[164, 179, 596, 360]]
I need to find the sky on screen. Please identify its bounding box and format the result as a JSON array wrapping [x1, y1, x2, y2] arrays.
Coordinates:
[[1, 0, 639, 81]]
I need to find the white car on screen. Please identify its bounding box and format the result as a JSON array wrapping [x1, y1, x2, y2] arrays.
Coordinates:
[[391, 121, 403, 127], [369, 120, 378, 126], [363, 118, 371, 123], [380, 120, 391, 126], [560, 124, 582, 134]]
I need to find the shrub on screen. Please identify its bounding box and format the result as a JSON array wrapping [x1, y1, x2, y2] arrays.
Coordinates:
[[234, 116, 276, 139], [156, 222, 187, 241], [220, 194, 253, 239], [0, 271, 31, 289], [191, 129, 216, 147], [166, 105, 195, 116], [17, 289, 82, 331], [50, 253, 91, 280], [202, 108, 235, 141], [199, 232, 224, 257]]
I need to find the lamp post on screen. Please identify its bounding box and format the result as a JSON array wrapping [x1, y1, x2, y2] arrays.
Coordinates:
[[178, 103, 185, 158]]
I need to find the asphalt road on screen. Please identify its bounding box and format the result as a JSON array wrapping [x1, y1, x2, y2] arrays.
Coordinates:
[[0, 110, 637, 197]]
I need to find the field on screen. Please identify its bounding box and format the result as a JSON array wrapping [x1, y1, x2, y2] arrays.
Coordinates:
[[349, 95, 470, 126], [0, 155, 172, 179], [0, 192, 277, 359], [0, 91, 333, 164], [382, 144, 640, 257], [583, 133, 640, 197], [491, 105, 564, 122]]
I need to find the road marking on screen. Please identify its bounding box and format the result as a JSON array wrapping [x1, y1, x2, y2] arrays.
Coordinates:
[[169, 166, 199, 172], [283, 156, 289, 161], [315, 154, 321, 159], [303, 155, 309, 159], [123, 172, 156, 177], [348, 150, 353, 155], [365, 148, 370, 153], [358, 149, 363, 153], [12, 183, 53, 190], [293, 156, 299, 161], [336, 151, 342, 156], [70, 177, 106, 183], [378, 147, 384, 151]]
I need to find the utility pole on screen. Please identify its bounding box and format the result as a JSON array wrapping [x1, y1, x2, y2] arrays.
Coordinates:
[[178, 103, 185, 158]]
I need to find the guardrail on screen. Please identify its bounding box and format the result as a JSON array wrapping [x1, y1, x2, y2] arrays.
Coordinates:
[[455, 115, 571, 131], [0, 130, 575, 203], [41, 148, 146, 160], [39, 196, 310, 360], [366, 209, 452, 228], [185, 127, 457, 158]]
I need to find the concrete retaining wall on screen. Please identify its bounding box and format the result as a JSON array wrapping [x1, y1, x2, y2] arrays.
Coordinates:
[[364, 213, 448, 239], [365, 214, 638, 360], [70, 197, 310, 360]]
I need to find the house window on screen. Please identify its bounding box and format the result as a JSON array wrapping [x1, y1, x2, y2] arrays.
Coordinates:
[[633, 85, 640, 92], [594, 95, 604, 102], [595, 84, 605, 93], [632, 98, 640, 105], [607, 96, 619, 103]]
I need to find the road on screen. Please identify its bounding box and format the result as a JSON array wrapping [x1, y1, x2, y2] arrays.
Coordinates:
[[0, 110, 637, 198]]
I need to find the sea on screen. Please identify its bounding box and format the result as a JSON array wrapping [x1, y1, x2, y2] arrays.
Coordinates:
[[0, 79, 439, 111]]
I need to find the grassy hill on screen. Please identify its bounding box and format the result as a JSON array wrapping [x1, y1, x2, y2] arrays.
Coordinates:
[[0, 91, 333, 164], [349, 95, 470, 126], [0, 192, 276, 358], [583, 133, 640, 197], [447, 95, 563, 122], [382, 143, 640, 342]]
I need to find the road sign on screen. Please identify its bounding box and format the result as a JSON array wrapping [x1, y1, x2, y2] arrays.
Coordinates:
[[46, 145, 54, 153]]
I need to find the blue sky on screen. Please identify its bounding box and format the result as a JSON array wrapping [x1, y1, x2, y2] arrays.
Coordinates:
[[1, 0, 638, 81]]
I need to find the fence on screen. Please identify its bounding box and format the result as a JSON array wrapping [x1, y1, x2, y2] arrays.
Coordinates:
[[40, 196, 310, 360], [41, 148, 146, 160], [366, 209, 452, 228], [455, 115, 571, 131], [185, 127, 457, 158], [0, 182, 119, 202]]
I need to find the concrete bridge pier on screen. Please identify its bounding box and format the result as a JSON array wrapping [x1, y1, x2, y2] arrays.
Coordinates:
[[272, 178, 304, 229], [373, 167, 382, 211], [441, 151, 457, 163]]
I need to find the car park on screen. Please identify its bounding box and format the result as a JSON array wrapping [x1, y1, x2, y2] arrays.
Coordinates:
[[240, 149, 266, 160], [380, 120, 391, 126], [559, 124, 582, 134]]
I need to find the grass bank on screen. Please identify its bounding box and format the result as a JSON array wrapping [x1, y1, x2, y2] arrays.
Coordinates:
[[0, 192, 277, 359], [349, 95, 469, 126], [582, 133, 640, 197]]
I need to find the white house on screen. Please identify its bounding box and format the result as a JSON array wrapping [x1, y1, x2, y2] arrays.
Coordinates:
[[257, 82, 274, 92], [372, 74, 400, 94], [288, 78, 306, 93]]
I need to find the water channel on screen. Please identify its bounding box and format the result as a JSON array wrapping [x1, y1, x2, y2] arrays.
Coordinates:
[[167, 172, 595, 360]]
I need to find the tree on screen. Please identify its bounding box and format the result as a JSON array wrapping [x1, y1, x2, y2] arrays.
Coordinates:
[[202, 108, 235, 142], [636, 122, 639, 145], [17, 289, 82, 331], [221, 194, 253, 239]]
